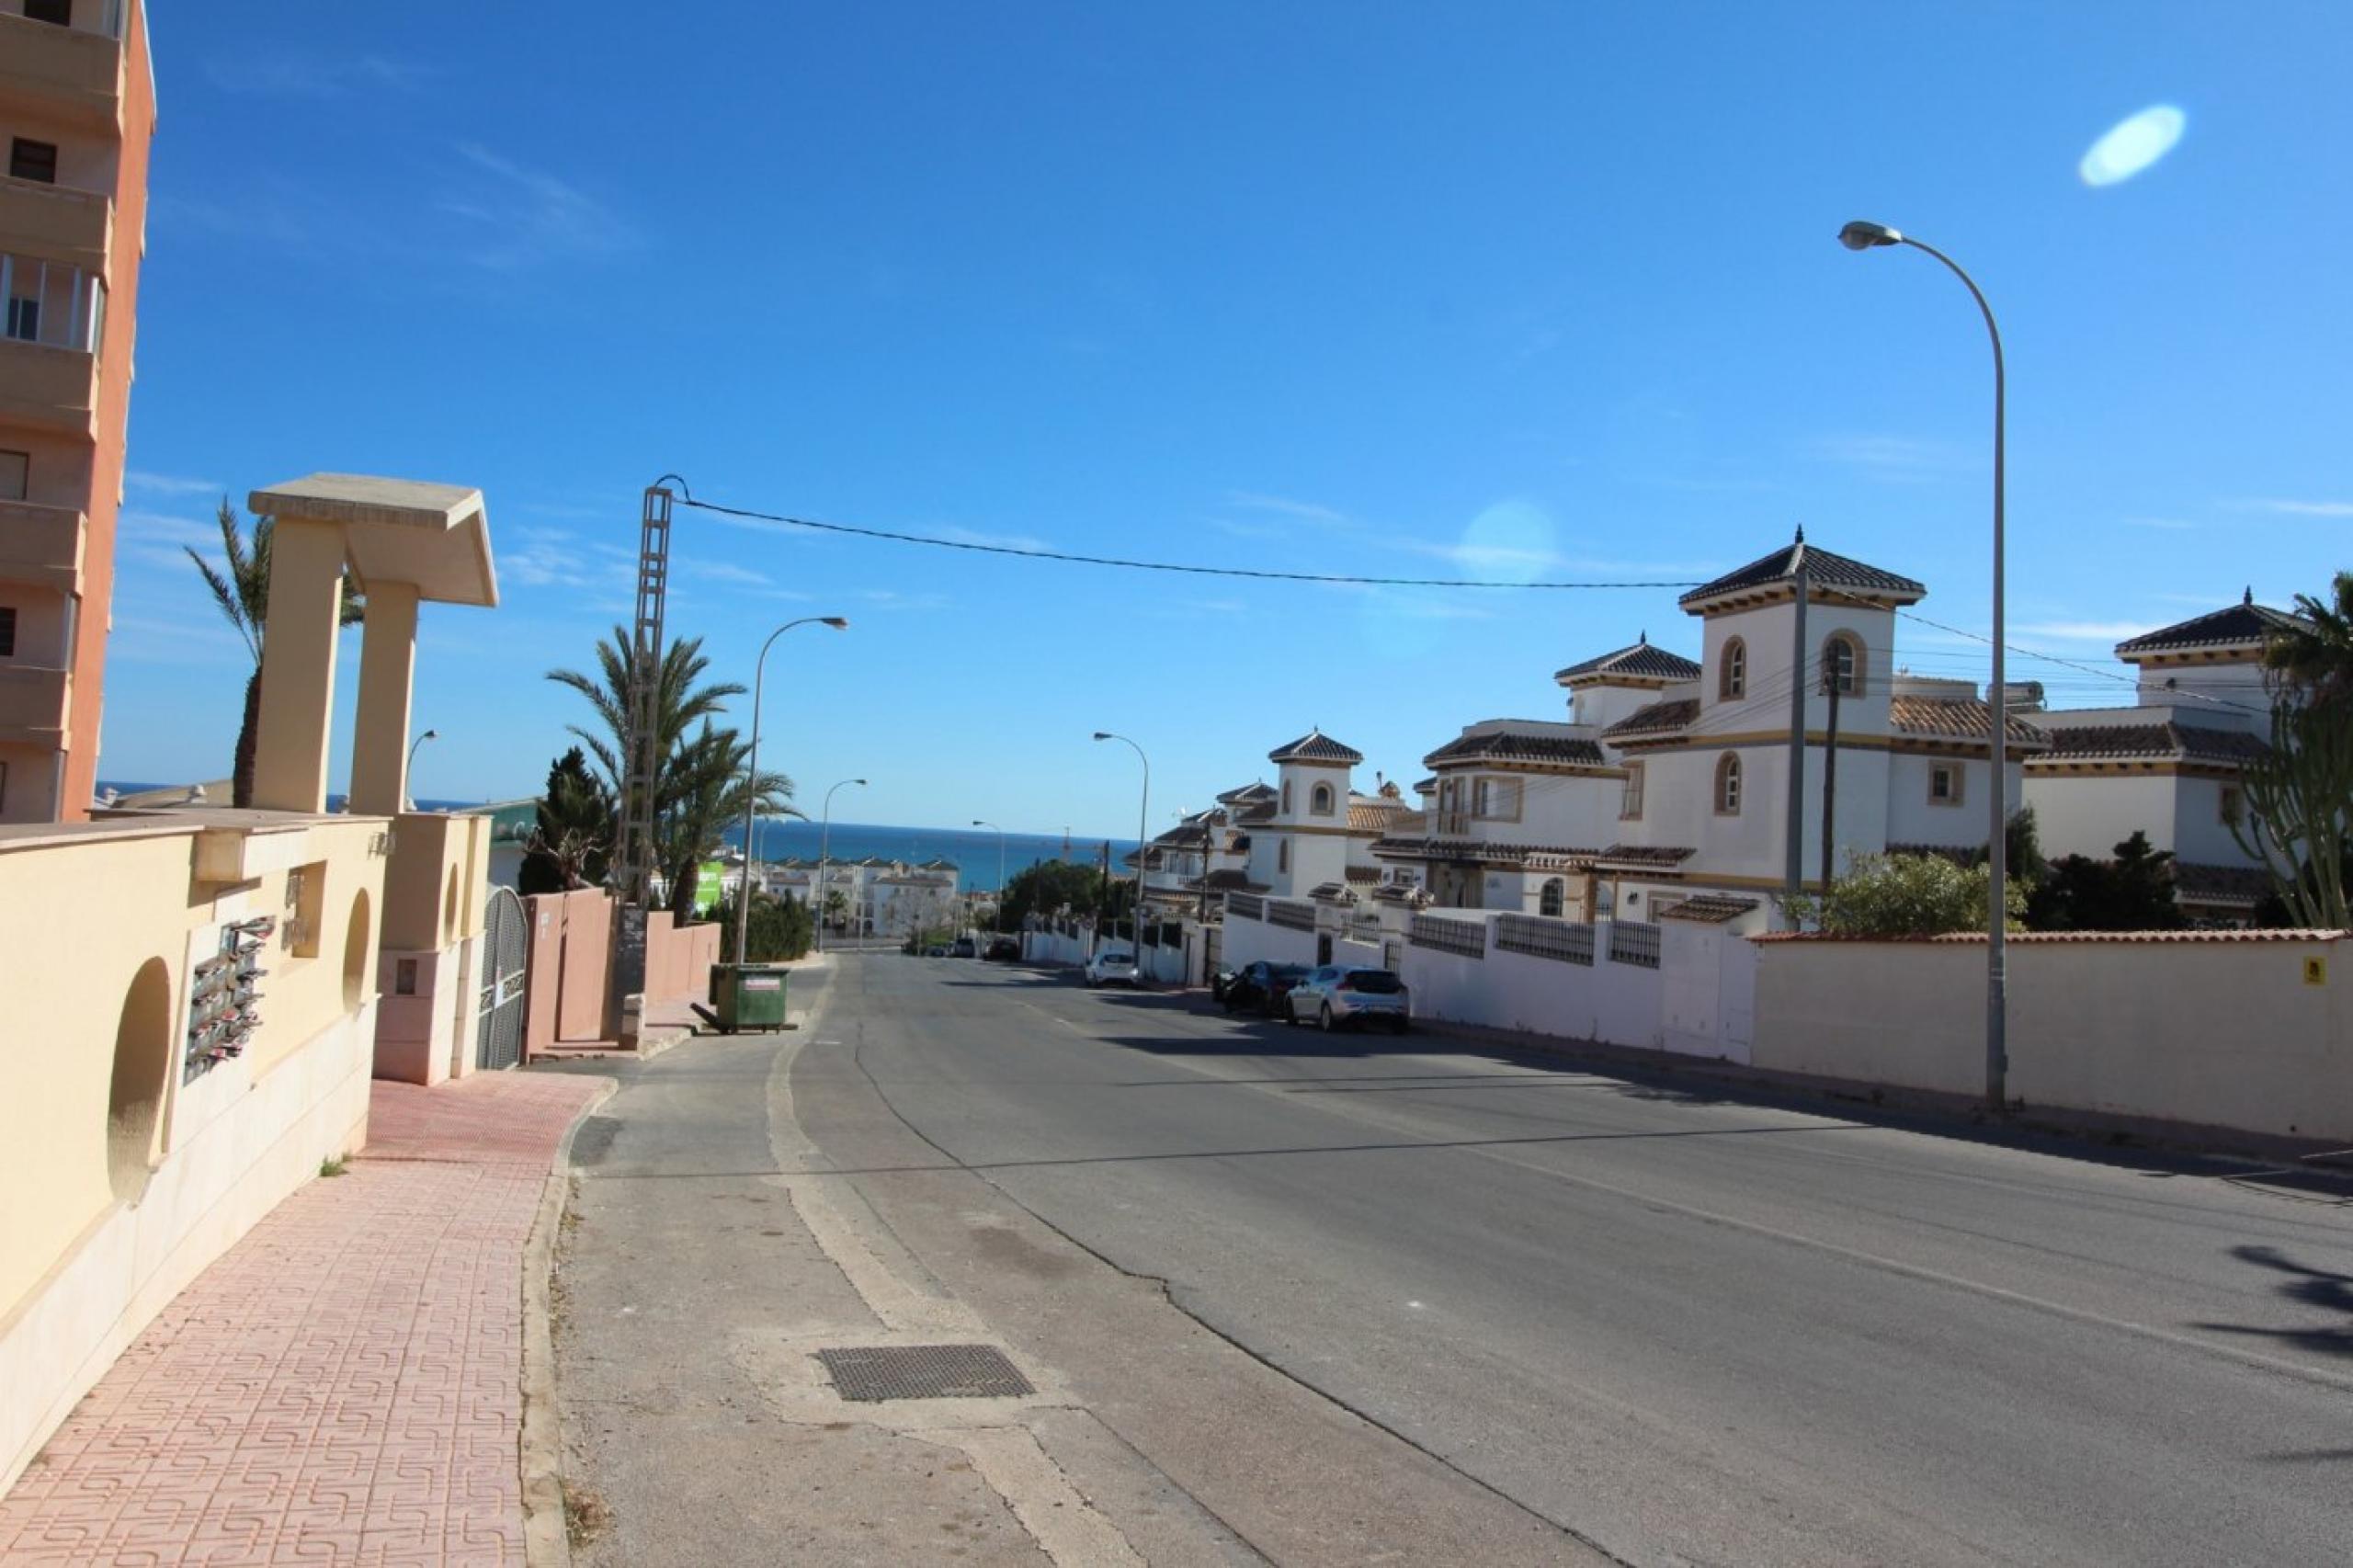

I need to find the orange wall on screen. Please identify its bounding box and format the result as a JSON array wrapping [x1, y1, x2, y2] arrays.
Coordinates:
[[523, 888, 614, 1052], [61, 0, 154, 821]]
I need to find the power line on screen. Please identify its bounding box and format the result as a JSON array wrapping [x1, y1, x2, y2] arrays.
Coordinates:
[[676, 495, 1705, 591]]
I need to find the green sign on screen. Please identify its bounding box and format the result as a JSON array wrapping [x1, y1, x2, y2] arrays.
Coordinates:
[[693, 860, 726, 917]]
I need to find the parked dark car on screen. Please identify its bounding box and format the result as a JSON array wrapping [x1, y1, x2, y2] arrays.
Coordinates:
[[1222, 960, 1310, 1017], [983, 937, 1020, 961]]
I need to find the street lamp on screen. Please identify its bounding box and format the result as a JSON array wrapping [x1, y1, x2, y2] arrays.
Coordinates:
[[1838, 218, 2008, 1112], [816, 778, 867, 953], [733, 617, 849, 968], [404, 729, 438, 812], [1092, 732, 1150, 958], [972, 820, 1006, 931]]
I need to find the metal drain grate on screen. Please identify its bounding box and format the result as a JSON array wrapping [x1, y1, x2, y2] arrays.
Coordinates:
[[813, 1343, 1035, 1403]]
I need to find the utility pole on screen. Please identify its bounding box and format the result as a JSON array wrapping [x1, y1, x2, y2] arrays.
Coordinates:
[[1782, 528, 1811, 914]]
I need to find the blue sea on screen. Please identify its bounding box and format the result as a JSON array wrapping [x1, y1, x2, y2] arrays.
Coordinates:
[[723, 820, 1142, 895]]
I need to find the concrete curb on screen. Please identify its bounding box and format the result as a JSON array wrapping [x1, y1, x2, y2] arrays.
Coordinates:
[[522, 1078, 618, 1568]]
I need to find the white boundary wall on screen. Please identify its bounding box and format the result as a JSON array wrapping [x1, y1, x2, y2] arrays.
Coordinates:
[[1752, 932, 2353, 1142]]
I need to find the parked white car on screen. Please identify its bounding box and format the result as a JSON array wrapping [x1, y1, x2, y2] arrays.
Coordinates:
[[1084, 948, 1140, 988], [1285, 966, 1410, 1031]]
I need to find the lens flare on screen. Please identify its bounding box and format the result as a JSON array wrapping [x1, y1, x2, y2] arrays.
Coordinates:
[[2079, 104, 2186, 187]]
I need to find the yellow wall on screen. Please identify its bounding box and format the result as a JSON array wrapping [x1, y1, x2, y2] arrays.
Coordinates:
[[0, 812, 387, 1322]]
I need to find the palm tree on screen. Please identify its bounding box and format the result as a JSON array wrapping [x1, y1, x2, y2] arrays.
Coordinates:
[[2264, 572, 2353, 704], [546, 630, 791, 918], [185, 498, 364, 806]]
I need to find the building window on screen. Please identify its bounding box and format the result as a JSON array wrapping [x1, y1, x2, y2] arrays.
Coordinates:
[[1929, 764, 1962, 806], [1277, 840, 1290, 874], [1823, 633, 1863, 696], [9, 139, 59, 185], [1720, 636, 1746, 700], [1310, 781, 1335, 816], [2219, 783, 2243, 824], [1280, 779, 1292, 814], [5, 295, 38, 343], [0, 607, 16, 657], [1620, 761, 1644, 821], [0, 449, 25, 502], [25, 0, 74, 25], [1472, 778, 1489, 816], [1714, 753, 1742, 815], [1540, 878, 1565, 918]]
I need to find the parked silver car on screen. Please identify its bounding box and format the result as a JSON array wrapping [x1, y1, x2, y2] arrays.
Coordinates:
[[1284, 966, 1410, 1031]]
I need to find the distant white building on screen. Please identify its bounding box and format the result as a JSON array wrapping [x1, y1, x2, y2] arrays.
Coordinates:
[[2022, 594, 2288, 922], [759, 856, 960, 937]]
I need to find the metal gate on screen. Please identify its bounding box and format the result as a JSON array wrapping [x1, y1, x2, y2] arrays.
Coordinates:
[[476, 887, 528, 1070]]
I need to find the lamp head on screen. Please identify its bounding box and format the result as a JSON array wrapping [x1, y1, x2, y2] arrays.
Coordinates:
[[420, 729, 439, 742], [821, 617, 848, 629], [853, 778, 867, 786], [1092, 731, 1112, 742], [1838, 220, 1902, 251]]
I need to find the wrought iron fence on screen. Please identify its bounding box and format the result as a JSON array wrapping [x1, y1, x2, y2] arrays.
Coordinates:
[[1226, 892, 1265, 923], [1607, 920, 1661, 969], [1408, 914, 1487, 959], [1267, 900, 1315, 932], [1495, 913, 1595, 965]]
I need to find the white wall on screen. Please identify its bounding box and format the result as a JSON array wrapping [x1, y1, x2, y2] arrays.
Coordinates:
[[1220, 906, 1322, 970], [2026, 772, 2183, 861]]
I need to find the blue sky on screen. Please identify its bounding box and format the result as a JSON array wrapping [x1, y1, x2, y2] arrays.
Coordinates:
[[104, 1, 2351, 835]]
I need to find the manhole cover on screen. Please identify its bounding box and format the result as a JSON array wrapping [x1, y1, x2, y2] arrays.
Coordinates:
[[813, 1343, 1035, 1402]]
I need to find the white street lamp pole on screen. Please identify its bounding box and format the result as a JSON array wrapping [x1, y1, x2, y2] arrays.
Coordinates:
[[1093, 732, 1150, 957], [816, 778, 866, 953], [1839, 220, 2007, 1112], [733, 617, 848, 968], [972, 820, 1006, 931], [404, 729, 438, 812]]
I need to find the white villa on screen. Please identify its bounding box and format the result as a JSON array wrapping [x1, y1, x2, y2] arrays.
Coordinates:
[[1365, 531, 2044, 934], [2021, 593, 2287, 923], [760, 856, 960, 937]]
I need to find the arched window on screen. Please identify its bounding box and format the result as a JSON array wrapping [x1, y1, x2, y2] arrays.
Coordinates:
[[1714, 753, 1743, 815], [1277, 840, 1290, 874], [1310, 782, 1335, 816], [1540, 878, 1565, 917], [342, 889, 373, 1012], [1823, 632, 1863, 696], [1721, 636, 1746, 700], [1280, 779, 1292, 814], [108, 958, 174, 1204]]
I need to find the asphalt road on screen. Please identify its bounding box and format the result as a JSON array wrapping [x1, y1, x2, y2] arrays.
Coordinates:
[[792, 950, 2353, 1567]]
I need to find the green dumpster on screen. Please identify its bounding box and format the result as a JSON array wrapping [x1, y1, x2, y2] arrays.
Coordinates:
[[708, 962, 790, 1032]]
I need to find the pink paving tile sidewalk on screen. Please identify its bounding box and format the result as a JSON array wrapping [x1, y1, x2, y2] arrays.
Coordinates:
[[0, 1071, 610, 1567]]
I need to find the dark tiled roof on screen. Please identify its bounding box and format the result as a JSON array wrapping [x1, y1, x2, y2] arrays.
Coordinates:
[[1188, 869, 1268, 893], [1597, 844, 1695, 868], [1554, 640, 1702, 684], [1347, 799, 1410, 831], [1412, 777, 1437, 794], [1424, 728, 1610, 770], [1889, 696, 2049, 746], [1601, 698, 1699, 741], [2173, 863, 2271, 906], [1233, 801, 1276, 824], [1217, 780, 1276, 806], [1655, 894, 1759, 924], [1306, 881, 1357, 902], [1371, 882, 1429, 903], [2033, 722, 2269, 766], [2116, 598, 2302, 656], [1268, 729, 1364, 766], [1370, 835, 1598, 867], [1679, 537, 1925, 608], [1345, 865, 1382, 884]]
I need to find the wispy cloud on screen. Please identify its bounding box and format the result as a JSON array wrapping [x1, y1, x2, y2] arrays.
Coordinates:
[[2234, 498, 2353, 518], [502, 526, 636, 592], [126, 472, 223, 498], [682, 560, 774, 587], [108, 615, 246, 666], [1226, 492, 1355, 528], [2122, 517, 2196, 531], [931, 523, 1050, 553], [1808, 434, 1973, 481], [204, 48, 438, 99], [858, 588, 952, 612], [445, 144, 637, 270]]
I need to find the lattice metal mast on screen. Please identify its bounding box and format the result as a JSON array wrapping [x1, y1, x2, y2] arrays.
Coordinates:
[[616, 479, 680, 904]]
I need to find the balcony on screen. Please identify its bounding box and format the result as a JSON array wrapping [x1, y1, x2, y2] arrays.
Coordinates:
[[0, 337, 95, 436], [0, 175, 111, 270], [0, 498, 84, 593], [0, 662, 68, 744], [0, 9, 124, 135]]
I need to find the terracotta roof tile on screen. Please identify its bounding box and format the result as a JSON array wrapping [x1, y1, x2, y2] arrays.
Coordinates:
[[2172, 862, 2272, 906], [1655, 894, 1759, 924], [1345, 865, 1382, 884], [1601, 698, 1699, 741], [1268, 729, 1364, 765], [1348, 800, 1411, 830], [2034, 722, 2268, 765], [2116, 598, 2302, 656], [1424, 728, 1610, 769], [1307, 881, 1357, 902], [1554, 640, 1701, 684], [1889, 695, 2049, 746], [1680, 537, 1925, 608]]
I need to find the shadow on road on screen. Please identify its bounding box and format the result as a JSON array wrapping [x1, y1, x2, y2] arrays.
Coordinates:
[[2200, 1245, 2353, 1360]]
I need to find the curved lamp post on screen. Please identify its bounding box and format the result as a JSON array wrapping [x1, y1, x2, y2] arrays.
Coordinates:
[[972, 819, 1006, 930], [815, 778, 867, 953], [1092, 732, 1150, 954], [733, 617, 848, 967], [404, 729, 438, 812], [1838, 219, 2007, 1112]]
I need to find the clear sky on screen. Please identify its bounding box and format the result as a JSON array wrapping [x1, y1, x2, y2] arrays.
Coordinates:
[[102, 1, 2352, 836]]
